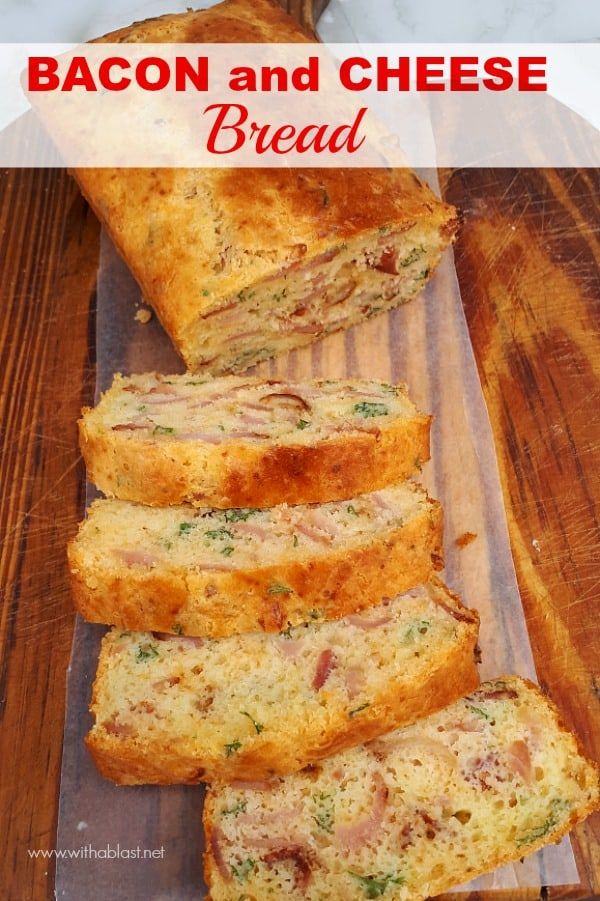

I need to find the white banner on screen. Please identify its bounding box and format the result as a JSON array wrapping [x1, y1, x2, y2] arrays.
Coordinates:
[[1, 43, 598, 166]]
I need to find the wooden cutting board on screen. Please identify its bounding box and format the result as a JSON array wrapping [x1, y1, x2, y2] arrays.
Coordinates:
[[0, 1, 598, 898]]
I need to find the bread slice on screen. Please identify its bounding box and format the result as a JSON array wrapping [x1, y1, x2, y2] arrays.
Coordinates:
[[73, 0, 458, 375], [79, 373, 431, 509], [86, 579, 479, 784], [204, 676, 600, 900], [68, 482, 442, 637]]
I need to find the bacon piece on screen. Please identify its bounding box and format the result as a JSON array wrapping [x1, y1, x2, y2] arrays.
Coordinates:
[[138, 394, 183, 405], [173, 431, 223, 443], [326, 279, 357, 308], [114, 548, 158, 568], [210, 826, 231, 882], [312, 649, 337, 690], [371, 247, 400, 275], [112, 421, 150, 432], [344, 666, 365, 699], [506, 740, 532, 783], [345, 612, 393, 630], [200, 299, 238, 320], [262, 845, 314, 891], [259, 392, 311, 412], [239, 805, 302, 829], [152, 675, 181, 690], [369, 492, 392, 513], [435, 598, 478, 625], [475, 686, 519, 701], [276, 639, 304, 660], [335, 772, 389, 850], [295, 522, 332, 545], [229, 779, 278, 791], [151, 632, 204, 648], [103, 718, 134, 737], [231, 520, 270, 541]]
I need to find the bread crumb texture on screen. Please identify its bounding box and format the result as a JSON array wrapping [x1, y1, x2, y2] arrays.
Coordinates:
[[204, 676, 599, 900], [69, 480, 442, 636], [78, 374, 432, 508], [86, 579, 478, 783]]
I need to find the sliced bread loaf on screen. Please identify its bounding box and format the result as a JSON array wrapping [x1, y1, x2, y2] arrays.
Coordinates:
[[86, 579, 479, 784], [204, 676, 600, 901], [79, 373, 431, 508], [75, 0, 457, 375], [68, 482, 442, 637]]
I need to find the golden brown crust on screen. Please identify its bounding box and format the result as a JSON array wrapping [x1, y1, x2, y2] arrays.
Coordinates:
[[86, 598, 479, 784], [69, 500, 443, 637], [94, 0, 314, 45], [78, 412, 431, 509]]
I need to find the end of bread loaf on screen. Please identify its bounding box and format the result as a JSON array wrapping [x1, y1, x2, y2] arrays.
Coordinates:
[[179, 212, 457, 375], [86, 579, 479, 784], [78, 374, 432, 508], [203, 676, 599, 900]]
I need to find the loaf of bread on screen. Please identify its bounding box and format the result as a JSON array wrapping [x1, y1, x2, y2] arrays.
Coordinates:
[[79, 373, 432, 509], [73, 0, 458, 375], [68, 481, 442, 637], [204, 676, 600, 900], [86, 579, 479, 784]]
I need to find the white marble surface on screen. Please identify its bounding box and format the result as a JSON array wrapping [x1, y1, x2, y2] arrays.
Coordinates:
[[2, 0, 600, 42]]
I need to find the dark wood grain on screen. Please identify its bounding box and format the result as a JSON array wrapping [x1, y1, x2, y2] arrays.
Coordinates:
[[0, 168, 100, 900]]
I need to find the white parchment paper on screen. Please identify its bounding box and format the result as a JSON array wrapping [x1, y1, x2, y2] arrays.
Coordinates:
[[56, 172, 579, 898]]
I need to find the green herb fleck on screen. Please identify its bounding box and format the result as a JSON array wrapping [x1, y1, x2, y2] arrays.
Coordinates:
[[380, 383, 399, 394], [268, 584, 293, 595], [293, 534, 299, 547], [413, 455, 423, 472], [467, 704, 492, 721], [348, 872, 405, 898], [241, 711, 264, 734], [231, 858, 256, 882], [296, 419, 311, 430], [221, 546, 234, 557], [179, 521, 196, 535], [352, 402, 389, 418], [136, 643, 159, 662], [349, 702, 370, 718], [185, 380, 205, 386], [400, 245, 425, 268], [279, 623, 294, 640], [205, 528, 234, 541], [347, 504, 359, 516], [137, 405, 147, 412], [173, 623, 184, 636], [312, 792, 334, 833], [224, 739, 242, 758], [378, 224, 392, 235], [153, 425, 175, 435], [222, 800, 247, 817], [419, 266, 431, 279], [202, 289, 210, 296], [402, 620, 431, 644], [218, 423, 225, 431], [224, 508, 259, 523], [308, 609, 321, 620], [516, 798, 569, 848]]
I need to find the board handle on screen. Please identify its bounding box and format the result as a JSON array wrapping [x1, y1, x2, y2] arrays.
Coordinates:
[[278, 0, 330, 37]]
